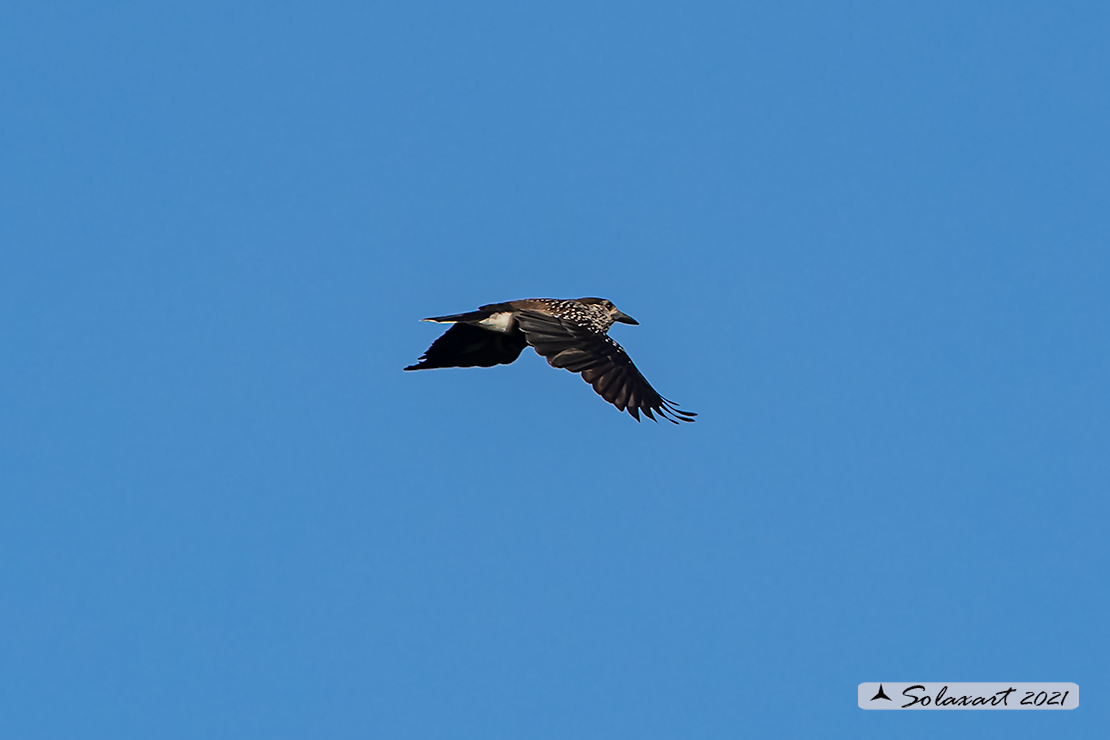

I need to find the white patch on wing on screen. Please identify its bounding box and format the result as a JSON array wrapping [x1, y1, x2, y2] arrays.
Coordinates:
[[477, 312, 514, 333]]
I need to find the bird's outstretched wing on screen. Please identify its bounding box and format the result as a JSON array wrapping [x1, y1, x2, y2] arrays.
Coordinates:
[[514, 310, 696, 423], [404, 322, 528, 371]]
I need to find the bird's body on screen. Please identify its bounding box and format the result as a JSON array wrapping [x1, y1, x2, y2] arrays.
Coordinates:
[[405, 297, 695, 423]]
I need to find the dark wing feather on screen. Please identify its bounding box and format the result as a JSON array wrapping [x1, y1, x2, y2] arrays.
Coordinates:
[[404, 323, 527, 370], [514, 310, 696, 423]]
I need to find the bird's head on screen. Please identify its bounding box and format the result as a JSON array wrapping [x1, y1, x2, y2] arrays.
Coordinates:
[[580, 297, 639, 325]]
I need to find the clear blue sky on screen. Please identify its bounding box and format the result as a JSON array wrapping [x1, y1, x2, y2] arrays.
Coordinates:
[[2, 2, 1106, 738]]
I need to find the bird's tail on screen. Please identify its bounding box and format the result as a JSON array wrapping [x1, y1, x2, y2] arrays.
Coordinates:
[[422, 309, 496, 324]]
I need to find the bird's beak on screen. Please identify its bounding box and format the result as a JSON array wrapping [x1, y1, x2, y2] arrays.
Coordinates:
[[615, 311, 639, 325]]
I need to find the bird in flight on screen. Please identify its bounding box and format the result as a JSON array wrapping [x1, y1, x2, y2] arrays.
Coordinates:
[[405, 298, 695, 423]]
